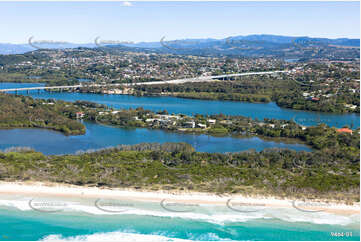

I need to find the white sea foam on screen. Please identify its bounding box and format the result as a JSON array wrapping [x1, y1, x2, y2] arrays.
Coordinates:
[[40, 231, 234, 242], [0, 198, 32, 211], [0, 194, 358, 227]]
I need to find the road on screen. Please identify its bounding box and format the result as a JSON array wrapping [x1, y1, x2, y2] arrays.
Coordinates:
[[0, 70, 288, 92]]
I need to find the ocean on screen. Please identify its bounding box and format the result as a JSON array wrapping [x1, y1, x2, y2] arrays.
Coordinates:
[[0, 194, 359, 241]]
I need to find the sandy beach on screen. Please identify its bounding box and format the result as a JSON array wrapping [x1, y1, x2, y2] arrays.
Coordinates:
[[0, 181, 359, 216]]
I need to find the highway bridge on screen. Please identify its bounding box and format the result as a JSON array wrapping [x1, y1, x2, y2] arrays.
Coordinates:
[[0, 71, 288, 93]]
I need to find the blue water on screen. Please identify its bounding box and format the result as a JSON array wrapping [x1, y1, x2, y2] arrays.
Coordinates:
[[0, 121, 311, 155], [0, 82, 44, 89], [0, 197, 359, 241], [0, 82, 359, 241], [0, 83, 358, 128]]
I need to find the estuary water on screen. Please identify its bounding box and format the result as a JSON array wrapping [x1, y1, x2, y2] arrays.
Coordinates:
[[0, 82, 318, 154], [0, 82, 359, 241], [0, 82, 359, 129], [0, 121, 311, 155]]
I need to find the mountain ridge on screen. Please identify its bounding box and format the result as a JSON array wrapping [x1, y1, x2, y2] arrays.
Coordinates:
[[0, 34, 359, 57]]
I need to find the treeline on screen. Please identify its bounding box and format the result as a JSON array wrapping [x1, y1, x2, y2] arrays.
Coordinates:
[[132, 76, 359, 113], [0, 142, 358, 202], [134, 78, 275, 97], [0, 52, 48, 66], [0, 72, 80, 86], [0, 94, 85, 135], [172, 92, 271, 103], [274, 91, 360, 113]]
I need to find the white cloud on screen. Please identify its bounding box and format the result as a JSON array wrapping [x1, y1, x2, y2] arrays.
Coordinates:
[[122, 1, 133, 7]]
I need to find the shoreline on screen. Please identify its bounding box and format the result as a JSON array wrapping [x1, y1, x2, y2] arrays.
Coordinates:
[[0, 181, 359, 216]]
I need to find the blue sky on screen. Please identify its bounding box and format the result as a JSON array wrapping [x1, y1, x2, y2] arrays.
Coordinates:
[[0, 1, 359, 43]]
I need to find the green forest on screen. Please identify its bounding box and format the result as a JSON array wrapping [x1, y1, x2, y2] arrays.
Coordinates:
[[0, 94, 358, 202], [0, 141, 359, 203], [0, 94, 85, 135]]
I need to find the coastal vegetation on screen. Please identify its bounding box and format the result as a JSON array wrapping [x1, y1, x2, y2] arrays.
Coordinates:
[[0, 92, 358, 203], [0, 93, 85, 135], [0, 140, 358, 202], [80, 101, 358, 151], [0, 98, 358, 202]]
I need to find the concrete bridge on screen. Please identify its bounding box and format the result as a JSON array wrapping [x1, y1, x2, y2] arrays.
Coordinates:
[[0, 70, 288, 93]]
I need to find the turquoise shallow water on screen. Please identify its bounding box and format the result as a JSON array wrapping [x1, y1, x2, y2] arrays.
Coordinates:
[[0, 199, 359, 241], [0, 192, 360, 242]]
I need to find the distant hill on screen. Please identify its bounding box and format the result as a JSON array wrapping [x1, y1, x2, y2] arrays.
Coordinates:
[[226, 34, 359, 46], [0, 35, 359, 59], [0, 43, 95, 55], [121, 34, 359, 48], [0, 44, 34, 55]]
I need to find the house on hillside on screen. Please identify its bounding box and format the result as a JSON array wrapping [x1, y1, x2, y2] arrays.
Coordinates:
[[184, 121, 195, 128], [337, 128, 353, 134], [207, 119, 216, 125], [76, 112, 85, 119], [197, 123, 207, 129]]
